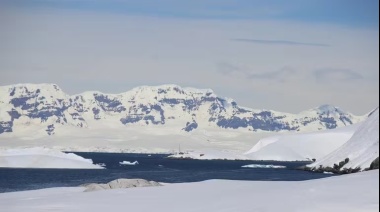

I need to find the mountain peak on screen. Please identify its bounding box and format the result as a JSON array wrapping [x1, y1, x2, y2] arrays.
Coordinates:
[[4, 83, 62, 90], [130, 84, 215, 96], [314, 104, 344, 114]]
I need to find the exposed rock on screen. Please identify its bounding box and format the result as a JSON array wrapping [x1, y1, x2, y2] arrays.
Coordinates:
[[82, 179, 161, 192], [369, 157, 379, 170]]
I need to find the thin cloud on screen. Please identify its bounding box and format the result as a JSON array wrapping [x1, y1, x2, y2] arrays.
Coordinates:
[[217, 63, 297, 82], [217, 62, 242, 75], [248, 67, 297, 82], [314, 68, 364, 83], [231, 38, 330, 47]]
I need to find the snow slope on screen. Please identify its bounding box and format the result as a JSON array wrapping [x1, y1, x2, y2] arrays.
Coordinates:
[[0, 148, 102, 169], [245, 123, 359, 161], [309, 109, 379, 170], [0, 170, 378, 212]]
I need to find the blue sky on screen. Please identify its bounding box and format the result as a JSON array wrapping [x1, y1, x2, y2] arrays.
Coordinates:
[[3, 0, 379, 28], [0, 0, 379, 114]]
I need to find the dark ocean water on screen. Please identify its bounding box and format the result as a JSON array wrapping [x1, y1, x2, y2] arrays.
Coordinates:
[[0, 152, 332, 193]]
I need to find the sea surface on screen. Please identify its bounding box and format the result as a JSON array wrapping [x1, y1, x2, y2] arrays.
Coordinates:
[[0, 152, 332, 193]]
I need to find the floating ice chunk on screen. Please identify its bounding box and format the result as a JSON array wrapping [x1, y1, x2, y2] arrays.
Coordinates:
[[242, 164, 287, 169], [119, 161, 139, 166]]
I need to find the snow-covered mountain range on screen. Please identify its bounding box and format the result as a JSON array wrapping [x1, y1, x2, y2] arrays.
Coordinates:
[[0, 83, 365, 137]]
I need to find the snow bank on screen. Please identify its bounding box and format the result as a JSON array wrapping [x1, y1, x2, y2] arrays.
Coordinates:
[[241, 164, 286, 169], [0, 147, 102, 169], [119, 161, 139, 166], [167, 149, 251, 160], [245, 124, 359, 161], [0, 170, 378, 212], [309, 109, 379, 171]]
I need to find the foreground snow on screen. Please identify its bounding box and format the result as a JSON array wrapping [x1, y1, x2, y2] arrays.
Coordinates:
[[309, 109, 379, 171], [0, 148, 102, 169], [1, 170, 378, 212], [245, 123, 359, 161]]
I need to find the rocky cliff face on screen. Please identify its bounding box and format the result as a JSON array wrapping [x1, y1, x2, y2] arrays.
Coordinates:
[[0, 84, 364, 136]]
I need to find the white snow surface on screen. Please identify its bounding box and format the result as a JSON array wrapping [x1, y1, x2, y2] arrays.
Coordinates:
[[0, 170, 378, 212], [245, 123, 360, 161], [0, 147, 102, 169], [309, 109, 379, 170], [241, 164, 287, 169]]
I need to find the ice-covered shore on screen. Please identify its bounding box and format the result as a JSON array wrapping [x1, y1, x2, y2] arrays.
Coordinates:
[[0, 147, 103, 169]]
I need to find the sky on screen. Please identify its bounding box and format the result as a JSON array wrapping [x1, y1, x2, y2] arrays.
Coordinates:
[[0, 0, 379, 115]]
